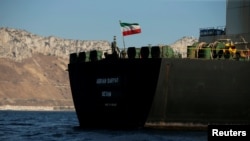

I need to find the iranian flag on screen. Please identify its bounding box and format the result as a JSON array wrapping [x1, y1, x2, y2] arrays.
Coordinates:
[[120, 22, 141, 36]]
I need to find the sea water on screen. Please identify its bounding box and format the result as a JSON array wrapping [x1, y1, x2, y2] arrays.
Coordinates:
[[0, 111, 206, 141]]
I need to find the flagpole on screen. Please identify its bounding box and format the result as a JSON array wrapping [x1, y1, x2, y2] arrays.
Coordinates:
[[119, 20, 126, 51], [119, 20, 126, 58], [122, 35, 126, 51]]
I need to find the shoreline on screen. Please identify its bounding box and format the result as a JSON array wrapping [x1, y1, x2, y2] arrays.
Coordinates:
[[0, 105, 75, 111]]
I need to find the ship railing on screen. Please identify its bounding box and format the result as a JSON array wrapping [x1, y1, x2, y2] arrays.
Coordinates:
[[69, 45, 250, 63], [125, 46, 178, 59], [187, 46, 250, 61], [199, 26, 226, 37], [69, 50, 104, 63], [69, 46, 177, 63]]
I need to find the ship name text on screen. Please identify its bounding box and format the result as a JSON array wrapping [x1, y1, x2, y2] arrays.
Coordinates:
[[101, 91, 112, 97], [96, 77, 119, 85]]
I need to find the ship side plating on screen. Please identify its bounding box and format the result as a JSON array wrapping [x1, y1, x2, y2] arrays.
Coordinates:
[[148, 59, 250, 125]]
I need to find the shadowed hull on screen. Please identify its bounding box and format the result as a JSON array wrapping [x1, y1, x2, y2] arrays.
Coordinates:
[[69, 58, 250, 128]]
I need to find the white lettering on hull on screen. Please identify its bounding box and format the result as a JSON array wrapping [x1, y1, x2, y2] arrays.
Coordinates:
[[96, 77, 119, 85], [104, 103, 117, 107], [101, 91, 112, 97]]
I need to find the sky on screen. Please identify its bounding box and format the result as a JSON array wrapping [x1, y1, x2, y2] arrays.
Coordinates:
[[0, 0, 226, 48]]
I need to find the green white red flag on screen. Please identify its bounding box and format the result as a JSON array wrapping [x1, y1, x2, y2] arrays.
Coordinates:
[[120, 22, 141, 36]]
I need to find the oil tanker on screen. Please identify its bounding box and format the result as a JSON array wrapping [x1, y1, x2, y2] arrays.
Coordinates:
[[68, 37, 250, 129], [68, 0, 250, 128]]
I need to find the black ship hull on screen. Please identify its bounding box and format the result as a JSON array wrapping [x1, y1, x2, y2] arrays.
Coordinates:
[[68, 58, 250, 128], [148, 59, 250, 125], [68, 59, 162, 128]]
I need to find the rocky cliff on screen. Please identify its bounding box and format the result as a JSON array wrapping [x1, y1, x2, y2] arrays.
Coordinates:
[[0, 27, 197, 110], [170, 36, 198, 58], [0, 27, 111, 61], [0, 27, 111, 109]]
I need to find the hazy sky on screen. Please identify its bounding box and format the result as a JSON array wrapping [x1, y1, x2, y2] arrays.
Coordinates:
[[0, 0, 226, 47]]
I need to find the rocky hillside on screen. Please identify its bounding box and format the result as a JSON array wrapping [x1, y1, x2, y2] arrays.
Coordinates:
[[170, 36, 198, 58], [0, 27, 111, 109], [0, 27, 111, 61], [0, 54, 72, 107], [0, 27, 197, 109]]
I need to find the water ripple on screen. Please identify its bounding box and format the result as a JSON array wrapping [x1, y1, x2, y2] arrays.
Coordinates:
[[0, 111, 206, 141]]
